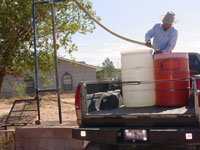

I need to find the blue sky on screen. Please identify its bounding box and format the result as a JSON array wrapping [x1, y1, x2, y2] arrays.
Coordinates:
[[60, 0, 200, 68]]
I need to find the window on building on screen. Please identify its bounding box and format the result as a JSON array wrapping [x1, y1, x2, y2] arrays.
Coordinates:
[[62, 72, 73, 91]]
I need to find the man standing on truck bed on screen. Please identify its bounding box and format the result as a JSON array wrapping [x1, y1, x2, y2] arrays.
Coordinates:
[[145, 11, 178, 54]]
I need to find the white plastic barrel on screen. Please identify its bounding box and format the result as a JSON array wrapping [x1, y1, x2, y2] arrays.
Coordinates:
[[121, 49, 155, 107]]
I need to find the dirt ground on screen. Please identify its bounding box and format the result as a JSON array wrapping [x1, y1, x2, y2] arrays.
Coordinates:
[[1, 94, 199, 150], [40, 93, 77, 125], [0, 93, 77, 127]]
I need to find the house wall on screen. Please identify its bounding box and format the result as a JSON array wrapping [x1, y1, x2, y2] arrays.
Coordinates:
[[47, 60, 97, 92], [0, 60, 97, 98]]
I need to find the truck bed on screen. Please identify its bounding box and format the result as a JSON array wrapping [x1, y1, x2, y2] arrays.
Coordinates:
[[83, 104, 198, 127], [82, 82, 198, 127], [88, 105, 194, 116]]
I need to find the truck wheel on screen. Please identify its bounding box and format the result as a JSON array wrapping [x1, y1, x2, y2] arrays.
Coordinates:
[[85, 142, 101, 150]]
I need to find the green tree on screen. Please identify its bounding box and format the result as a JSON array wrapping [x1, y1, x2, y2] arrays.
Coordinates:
[[97, 58, 121, 80], [0, 0, 99, 91]]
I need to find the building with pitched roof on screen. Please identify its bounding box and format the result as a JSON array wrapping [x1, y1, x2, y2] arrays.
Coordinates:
[[0, 58, 101, 98]]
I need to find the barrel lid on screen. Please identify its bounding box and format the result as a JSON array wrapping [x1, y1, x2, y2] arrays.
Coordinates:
[[121, 49, 153, 55], [154, 53, 188, 60]]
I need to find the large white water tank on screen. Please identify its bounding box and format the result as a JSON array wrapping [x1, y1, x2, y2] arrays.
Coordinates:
[[121, 49, 155, 107]]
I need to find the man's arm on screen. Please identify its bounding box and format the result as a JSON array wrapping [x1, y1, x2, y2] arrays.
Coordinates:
[[145, 25, 157, 48]]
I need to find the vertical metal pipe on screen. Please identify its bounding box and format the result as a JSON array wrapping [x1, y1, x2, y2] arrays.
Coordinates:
[[32, 3, 40, 120], [50, 1, 62, 124]]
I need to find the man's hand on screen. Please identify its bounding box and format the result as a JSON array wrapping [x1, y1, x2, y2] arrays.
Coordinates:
[[146, 42, 152, 48], [154, 50, 162, 54]]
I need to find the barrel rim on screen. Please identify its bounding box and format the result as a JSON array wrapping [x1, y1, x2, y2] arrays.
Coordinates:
[[154, 53, 188, 60], [121, 49, 153, 55]]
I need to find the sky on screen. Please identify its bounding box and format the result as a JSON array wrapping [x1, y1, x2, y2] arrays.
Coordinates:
[[59, 0, 200, 68]]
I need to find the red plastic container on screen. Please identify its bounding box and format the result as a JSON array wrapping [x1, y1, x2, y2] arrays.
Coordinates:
[[154, 53, 190, 106]]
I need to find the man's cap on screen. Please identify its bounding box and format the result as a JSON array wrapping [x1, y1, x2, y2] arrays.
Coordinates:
[[160, 11, 178, 24]]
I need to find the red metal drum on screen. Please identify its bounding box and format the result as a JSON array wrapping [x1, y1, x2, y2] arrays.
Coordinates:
[[154, 53, 190, 106]]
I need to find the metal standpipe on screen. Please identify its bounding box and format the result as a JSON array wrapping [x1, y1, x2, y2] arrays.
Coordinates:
[[32, 0, 65, 124], [50, 1, 62, 124]]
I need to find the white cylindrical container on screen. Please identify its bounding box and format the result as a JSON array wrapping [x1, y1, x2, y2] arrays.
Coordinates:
[[121, 49, 155, 107]]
